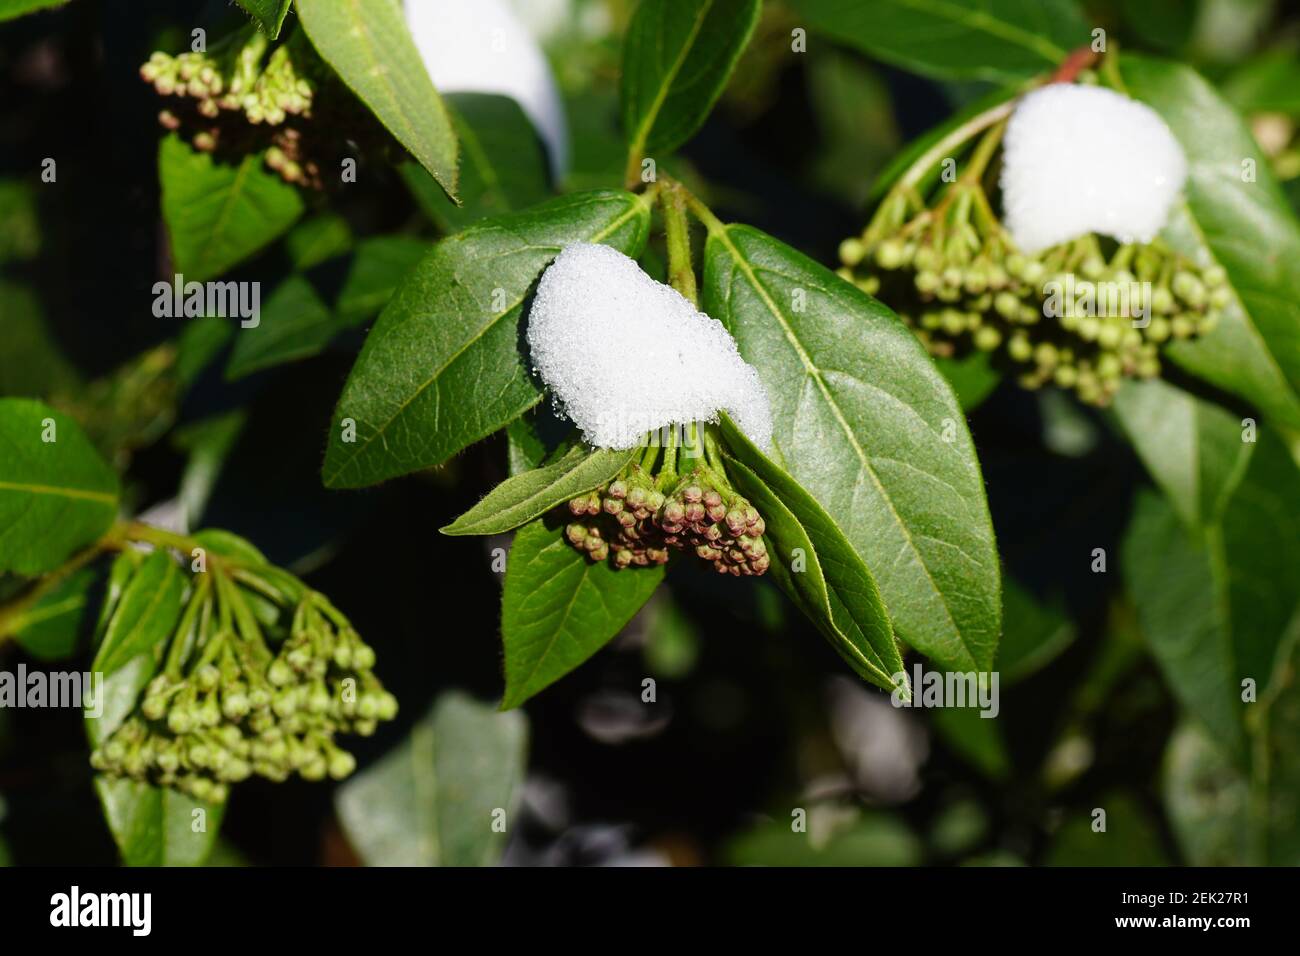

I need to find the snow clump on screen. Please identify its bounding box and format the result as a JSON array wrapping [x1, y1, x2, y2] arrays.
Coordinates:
[[527, 244, 773, 452], [999, 83, 1188, 253]]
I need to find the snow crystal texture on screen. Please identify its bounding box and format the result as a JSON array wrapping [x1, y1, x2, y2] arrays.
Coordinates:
[[527, 244, 773, 452], [999, 84, 1188, 253], [404, 0, 569, 176]]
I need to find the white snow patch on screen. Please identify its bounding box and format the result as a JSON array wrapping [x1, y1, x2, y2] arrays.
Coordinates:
[[404, 0, 569, 176], [527, 244, 773, 452], [999, 83, 1187, 253]]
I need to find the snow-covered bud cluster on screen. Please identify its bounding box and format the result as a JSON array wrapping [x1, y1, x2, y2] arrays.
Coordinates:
[[564, 462, 770, 577], [838, 82, 1222, 406], [91, 572, 395, 802], [140, 28, 330, 187]]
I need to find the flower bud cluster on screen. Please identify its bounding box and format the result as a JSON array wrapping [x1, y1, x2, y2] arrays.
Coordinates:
[[140, 28, 327, 187], [141, 29, 313, 127], [838, 185, 1228, 406], [565, 463, 769, 577], [91, 571, 395, 802]]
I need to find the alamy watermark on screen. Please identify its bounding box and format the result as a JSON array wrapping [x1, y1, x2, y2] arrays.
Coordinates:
[[890, 664, 999, 718], [153, 273, 261, 327], [1042, 274, 1152, 328], [0, 664, 103, 717]]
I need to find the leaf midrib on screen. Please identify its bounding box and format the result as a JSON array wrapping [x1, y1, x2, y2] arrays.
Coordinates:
[[713, 226, 977, 669], [883, 0, 1069, 64], [325, 195, 647, 483], [0, 478, 116, 504], [627, 0, 714, 158]]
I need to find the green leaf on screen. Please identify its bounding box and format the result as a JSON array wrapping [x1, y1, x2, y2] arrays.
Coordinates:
[[1123, 490, 1248, 758], [0, 398, 119, 575], [702, 224, 1001, 672], [934, 350, 1000, 413], [6, 566, 98, 660], [788, 0, 1088, 84], [296, 0, 459, 198], [225, 275, 336, 380], [93, 778, 225, 867], [930, 705, 1009, 779], [1043, 793, 1169, 866], [1162, 721, 1251, 865], [403, 93, 552, 233], [92, 549, 186, 676], [334, 236, 428, 323], [0, 279, 80, 398], [335, 692, 528, 866], [621, 0, 761, 158], [233, 0, 293, 38], [1123, 432, 1300, 762], [176, 317, 234, 388], [159, 135, 304, 282], [501, 517, 664, 708], [285, 213, 354, 270], [0, 0, 69, 21], [718, 414, 906, 694], [727, 808, 922, 866], [443, 445, 637, 536], [173, 411, 247, 528], [323, 190, 652, 488], [869, 86, 1018, 201], [1122, 56, 1300, 430], [1221, 51, 1300, 115], [996, 578, 1075, 684], [1112, 378, 1254, 529]]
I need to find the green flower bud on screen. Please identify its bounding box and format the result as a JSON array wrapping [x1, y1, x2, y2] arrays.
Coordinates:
[[838, 237, 866, 267], [328, 750, 357, 780], [973, 325, 1001, 351], [1007, 333, 1033, 363]]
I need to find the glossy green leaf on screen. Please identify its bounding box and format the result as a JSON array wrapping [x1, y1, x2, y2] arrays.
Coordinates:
[[158, 135, 304, 282], [500, 517, 664, 709], [225, 275, 336, 380], [1122, 56, 1300, 430], [702, 224, 1001, 672], [323, 190, 652, 488], [93, 778, 225, 867], [92, 549, 186, 676], [403, 93, 552, 233], [234, 0, 292, 38], [6, 566, 98, 660], [1112, 378, 1254, 529], [0, 398, 119, 575], [296, 0, 459, 198], [719, 414, 906, 693], [336, 692, 528, 866], [622, 0, 761, 158], [176, 318, 234, 388], [789, 0, 1088, 84], [443, 445, 637, 536]]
